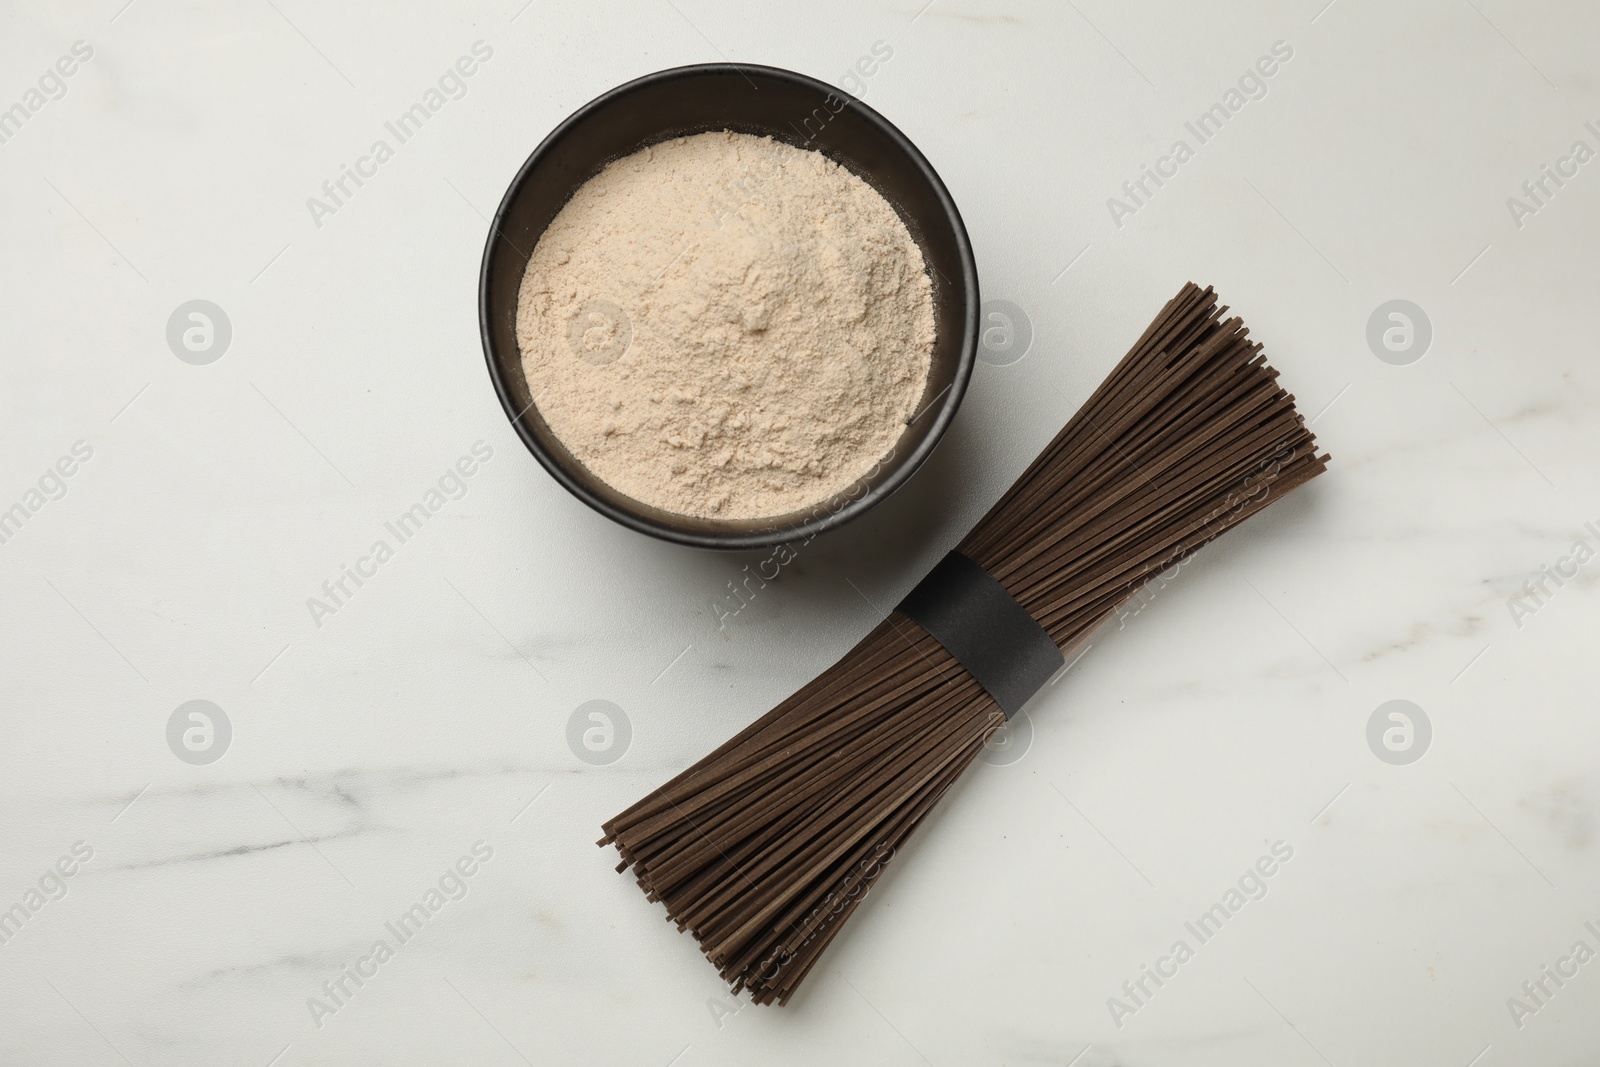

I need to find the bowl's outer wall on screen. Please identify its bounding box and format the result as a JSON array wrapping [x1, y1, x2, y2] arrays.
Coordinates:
[[481, 63, 979, 549]]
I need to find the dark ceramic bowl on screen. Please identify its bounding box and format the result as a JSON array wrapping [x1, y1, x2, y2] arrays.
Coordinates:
[[479, 62, 978, 549]]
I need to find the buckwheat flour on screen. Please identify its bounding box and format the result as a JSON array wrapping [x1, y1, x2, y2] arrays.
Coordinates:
[[515, 131, 935, 520]]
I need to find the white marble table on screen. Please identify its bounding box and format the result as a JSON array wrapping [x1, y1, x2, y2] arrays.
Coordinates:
[[3, 1, 1598, 1064]]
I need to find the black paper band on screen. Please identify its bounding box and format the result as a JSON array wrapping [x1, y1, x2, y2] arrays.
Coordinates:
[[895, 550, 1064, 718]]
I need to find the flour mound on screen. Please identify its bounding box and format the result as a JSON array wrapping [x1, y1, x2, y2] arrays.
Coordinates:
[[515, 131, 935, 520]]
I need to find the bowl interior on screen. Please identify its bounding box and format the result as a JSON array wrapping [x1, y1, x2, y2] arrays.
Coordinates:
[[481, 63, 977, 548]]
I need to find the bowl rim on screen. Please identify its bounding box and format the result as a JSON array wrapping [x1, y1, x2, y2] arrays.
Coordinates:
[[478, 61, 979, 550]]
